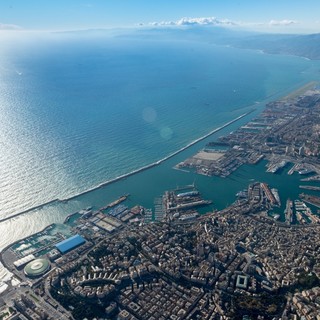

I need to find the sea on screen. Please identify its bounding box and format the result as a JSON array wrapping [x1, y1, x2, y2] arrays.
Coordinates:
[[0, 28, 320, 282]]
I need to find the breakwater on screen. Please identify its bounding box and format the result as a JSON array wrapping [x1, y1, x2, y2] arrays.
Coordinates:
[[0, 110, 254, 225], [0, 199, 60, 224], [57, 109, 256, 202], [60, 109, 254, 202]]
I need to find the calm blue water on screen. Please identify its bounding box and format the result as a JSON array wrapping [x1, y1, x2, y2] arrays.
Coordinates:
[[0, 30, 319, 251]]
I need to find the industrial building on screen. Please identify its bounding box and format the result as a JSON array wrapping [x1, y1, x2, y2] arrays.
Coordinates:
[[13, 254, 35, 269], [55, 234, 86, 254]]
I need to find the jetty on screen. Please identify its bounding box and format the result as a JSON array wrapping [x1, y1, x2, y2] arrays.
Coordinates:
[[100, 194, 129, 210], [299, 185, 320, 191]]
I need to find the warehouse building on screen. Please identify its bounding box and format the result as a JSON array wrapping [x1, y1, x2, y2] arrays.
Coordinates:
[[55, 234, 86, 254]]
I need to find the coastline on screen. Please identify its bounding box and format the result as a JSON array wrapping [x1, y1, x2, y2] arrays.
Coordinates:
[[0, 79, 318, 289], [0, 110, 254, 225]]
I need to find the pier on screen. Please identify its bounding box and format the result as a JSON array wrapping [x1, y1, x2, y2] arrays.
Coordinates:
[[299, 194, 320, 209], [100, 194, 129, 210], [299, 185, 320, 191], [167, 200, 212, 212]]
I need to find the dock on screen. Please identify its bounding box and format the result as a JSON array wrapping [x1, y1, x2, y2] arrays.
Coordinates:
[[284, 199, 293, 225], [299, 185, 320, 191], [100, 194, 129, 211], [167, 200, 212, 212], [299, 194, 320, 209]]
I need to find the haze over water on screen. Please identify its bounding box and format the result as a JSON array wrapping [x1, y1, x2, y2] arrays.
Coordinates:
[[0, 29, 319, 250]]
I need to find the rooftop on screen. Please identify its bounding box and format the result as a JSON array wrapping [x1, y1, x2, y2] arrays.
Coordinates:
[[55, 234, 86, 254]]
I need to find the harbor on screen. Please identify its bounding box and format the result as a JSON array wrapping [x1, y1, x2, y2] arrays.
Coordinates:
[[0, 81, 320, 292], [0, 112, 253, 226], [0, 79, 317, 256], [1, 19, 320, 319]]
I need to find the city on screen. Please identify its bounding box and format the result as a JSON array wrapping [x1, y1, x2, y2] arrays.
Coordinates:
[[1, 84, 320, 319]]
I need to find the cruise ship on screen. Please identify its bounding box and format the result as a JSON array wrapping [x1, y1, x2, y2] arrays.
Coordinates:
[[298, 168, 314, 175], [267, 160, 287, 174], [271, 188, 281, 206]]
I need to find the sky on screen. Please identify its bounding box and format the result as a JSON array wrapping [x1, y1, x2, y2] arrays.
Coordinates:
[[0, 0, 320, 34]]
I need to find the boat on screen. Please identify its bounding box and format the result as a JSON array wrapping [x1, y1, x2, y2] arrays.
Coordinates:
[[267, 160, 288, 173], [271, 188, 281, 206], [79, 207, 92, 215], [236, 190, 248, 198], [177, 191, 199, 198], [298, 168, 314, 175], [64, 207, 93, 223]]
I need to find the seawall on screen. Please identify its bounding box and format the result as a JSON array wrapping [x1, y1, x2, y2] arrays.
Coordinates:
[[0, 199, 60, 224]]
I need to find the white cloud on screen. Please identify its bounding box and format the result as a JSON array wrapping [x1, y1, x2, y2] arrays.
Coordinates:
[[142, 17, 303, 33], [144, 17, 299, 27], [177, 17, 236, 26], [0, 23, 21, 30], [269, 19, 298, 26], [149, 17, 237, 27]]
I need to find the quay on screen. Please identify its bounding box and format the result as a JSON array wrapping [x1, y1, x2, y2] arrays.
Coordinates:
[[167, 200, 212, 212], [299, 185, 320, 191]]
